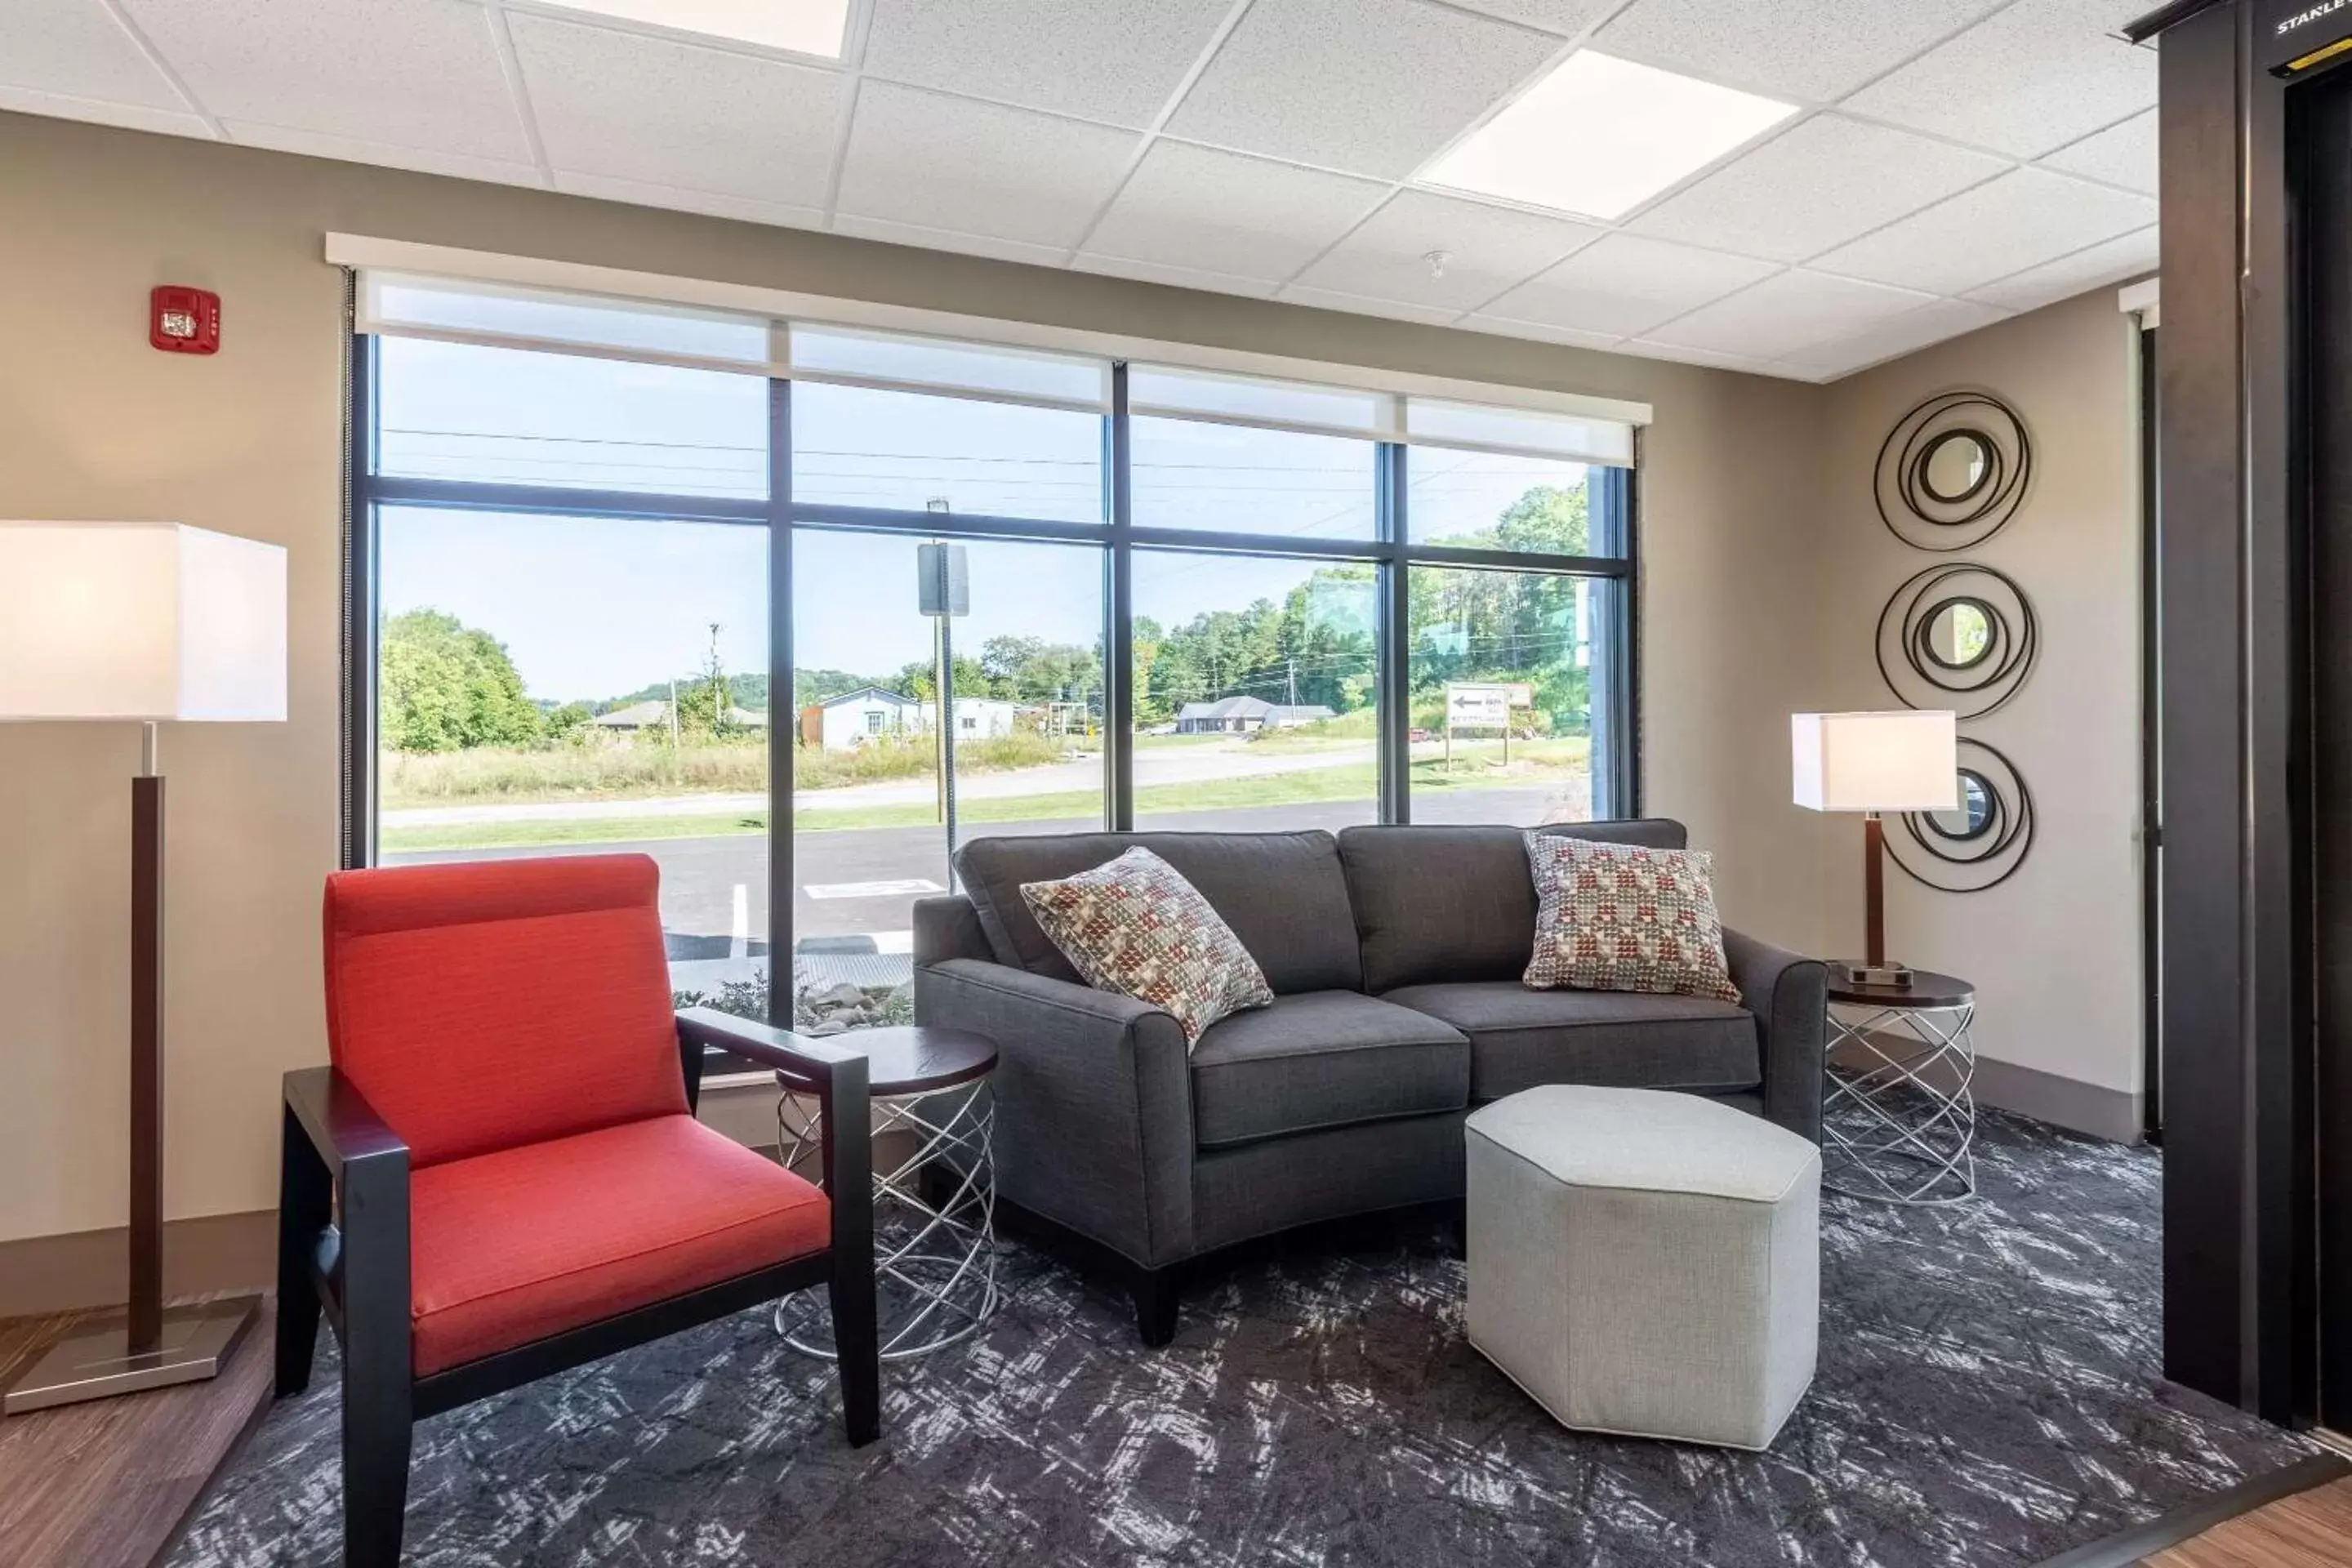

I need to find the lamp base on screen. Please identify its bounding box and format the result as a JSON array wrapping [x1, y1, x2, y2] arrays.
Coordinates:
[[2, 1294, 257, 1415], [1832, 960, 1916, 990]]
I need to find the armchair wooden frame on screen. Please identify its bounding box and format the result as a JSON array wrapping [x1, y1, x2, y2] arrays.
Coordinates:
[[276, 1008, 878, 1568]]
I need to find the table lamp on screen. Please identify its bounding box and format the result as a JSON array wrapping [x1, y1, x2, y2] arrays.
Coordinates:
[[0, 521, 287, 1414], [1792, 710, 1958, 991]]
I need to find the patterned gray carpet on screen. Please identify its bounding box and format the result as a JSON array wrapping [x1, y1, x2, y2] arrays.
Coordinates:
[[176, 1110, 2312, 1567]]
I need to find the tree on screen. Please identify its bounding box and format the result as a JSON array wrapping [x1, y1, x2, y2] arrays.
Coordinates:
[[380, 608, 543, 753], [672, 622, 740, 738]]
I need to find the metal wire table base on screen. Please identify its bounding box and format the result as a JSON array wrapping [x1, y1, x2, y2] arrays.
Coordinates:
[[1823, 1000, 1979, 1206], [773, 1078, 1000, 1363]]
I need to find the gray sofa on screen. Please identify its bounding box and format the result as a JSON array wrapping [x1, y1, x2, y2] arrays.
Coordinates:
[[911, 819, 1827, 1343]]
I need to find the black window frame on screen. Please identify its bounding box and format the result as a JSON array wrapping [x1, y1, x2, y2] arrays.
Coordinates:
[[342, 327, 1642, 1027]]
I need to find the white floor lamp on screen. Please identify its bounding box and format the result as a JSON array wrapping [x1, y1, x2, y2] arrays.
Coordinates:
[[0, 521, 287, 1414]]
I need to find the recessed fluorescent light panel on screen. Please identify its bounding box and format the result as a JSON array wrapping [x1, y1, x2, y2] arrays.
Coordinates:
[[1423, 51, 1796, 220], [534, 0, 851, 59]]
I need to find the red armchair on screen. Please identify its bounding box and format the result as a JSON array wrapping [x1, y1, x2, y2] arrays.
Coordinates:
[[275, 854, 877, 1568]]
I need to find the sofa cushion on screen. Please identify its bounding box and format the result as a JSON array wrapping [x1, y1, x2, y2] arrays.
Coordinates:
[[1337, 821, 1690, 994], [956, 831, 1363, 995], [1379, 980, 1758, 1102], [1190, 991, 1469, 1149]]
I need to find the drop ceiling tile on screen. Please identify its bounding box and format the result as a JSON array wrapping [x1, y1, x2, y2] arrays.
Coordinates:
[[1615, 339, 1782, 374], [1644, 269, 1933, 360], [2040, 109, 2156, 194], [1628, 114, 2005, 262], [1165, 0, 1562, 180], [862, 0, 1231, 129], [1809, 167, 2156, 296], [831, 214, 1071, 267], [836, 82, 1138, 247], [1432, 0, 1622, 34], [1071, 253, 1279, 300], [1842, 0, 2156, 160], [0, 85, 211, 138], [1, 0, 187, 111], [225, 120, 541, 185], [1483, 233, 1780, 338], [1963, 225, 2158, 314], [555, 171, 827, 231], [512, 14, 846, 210], [116, 0, 528, 162], [1595, 0, 2005, 103], [1459, 316, 1624, 351], [1778, 296, 2011, 377], [1080, 140, 1385, 282], [1292, 189, 1603, 311], [1276, 285, 1463, 326]]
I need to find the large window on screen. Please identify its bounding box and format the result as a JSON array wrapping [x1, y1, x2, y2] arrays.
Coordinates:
[[1132, 550, 1379, 830], [352, 286, 1638, 1040], [791, 530, 1104, 1022], [372, 507, 771, 999]]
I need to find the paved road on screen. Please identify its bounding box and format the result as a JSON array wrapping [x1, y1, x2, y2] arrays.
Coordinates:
[[390, 787, 1564, 967]]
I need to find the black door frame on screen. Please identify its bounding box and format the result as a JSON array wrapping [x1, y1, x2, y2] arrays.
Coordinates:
[[2127, 0, 2350, 1426]]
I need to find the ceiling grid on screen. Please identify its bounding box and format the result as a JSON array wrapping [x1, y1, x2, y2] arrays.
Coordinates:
[[2, 0, 2160, 382]]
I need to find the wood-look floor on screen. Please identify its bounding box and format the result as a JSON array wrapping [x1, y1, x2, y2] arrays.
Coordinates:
[[2142, 1476, 2352, 1567], [0, 1296, 275, 1568]]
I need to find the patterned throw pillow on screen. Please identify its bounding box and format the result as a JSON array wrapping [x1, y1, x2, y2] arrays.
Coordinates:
[[1019, 848, 1274, 1047], [1522, 835, 1744, 1004]]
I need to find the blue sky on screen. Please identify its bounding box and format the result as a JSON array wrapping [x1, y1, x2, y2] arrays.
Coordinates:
[[375, 337, 1587, 703]]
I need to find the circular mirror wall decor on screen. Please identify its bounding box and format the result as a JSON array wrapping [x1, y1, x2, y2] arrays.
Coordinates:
[[1876, 562, 2038, 717], [1875, 391, 2033, 550], [1886, 740, 2034, 893]]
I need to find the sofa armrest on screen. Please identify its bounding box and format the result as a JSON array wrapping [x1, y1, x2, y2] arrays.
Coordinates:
[[1722, 929, 1828, 1144], [914, 957, 1196, 1267], [913, 894, 993, 965]]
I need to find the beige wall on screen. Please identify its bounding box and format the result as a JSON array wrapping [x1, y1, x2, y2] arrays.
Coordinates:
[[0, 111, 1837, 1246], [1818, 289, 2147, 1138]]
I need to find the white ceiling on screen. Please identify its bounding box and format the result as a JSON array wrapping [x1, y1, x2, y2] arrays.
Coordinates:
[[0, 0, 2161, 383]]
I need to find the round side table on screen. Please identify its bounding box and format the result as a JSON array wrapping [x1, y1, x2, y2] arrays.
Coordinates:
[[771, 1026, 1000, 1362], [1821, 971, 1977, 1205]]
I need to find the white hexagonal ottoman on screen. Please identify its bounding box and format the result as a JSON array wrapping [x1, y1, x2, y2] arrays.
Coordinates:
[[1464, 1085, 1820, 1450]]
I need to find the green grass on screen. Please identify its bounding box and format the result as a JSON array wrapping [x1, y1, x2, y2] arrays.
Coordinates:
[[380, 731, 1085, 809], [380, 755, 1592, 853]]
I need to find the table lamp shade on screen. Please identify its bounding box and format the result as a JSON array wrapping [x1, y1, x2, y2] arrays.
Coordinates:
[[0, 522, 287, 722], [1792, 710, 1958, 813]]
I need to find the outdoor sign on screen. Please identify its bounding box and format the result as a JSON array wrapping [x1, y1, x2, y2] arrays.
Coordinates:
[[1442, 682, 1534, 768], [1445, 682, 1533, 729]]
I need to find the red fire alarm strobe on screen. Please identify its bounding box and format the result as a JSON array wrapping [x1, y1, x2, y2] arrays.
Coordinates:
[[150, 285, 220, 354]]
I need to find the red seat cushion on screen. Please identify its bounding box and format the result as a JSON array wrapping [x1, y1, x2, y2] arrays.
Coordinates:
[[408, 1115, 829, 1378], [323, 855, 685, 1168]]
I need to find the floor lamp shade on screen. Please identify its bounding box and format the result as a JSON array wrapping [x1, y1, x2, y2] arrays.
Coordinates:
[[1792, 710, 1958, 990], [0, 521, 286, 1416], [0, 522, 287, 722]]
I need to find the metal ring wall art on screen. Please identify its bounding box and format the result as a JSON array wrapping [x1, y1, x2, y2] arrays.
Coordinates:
[[1875, 391, 2033, 551], [1876, 562, 2038, 718], [1886, 739, 2034, 893]]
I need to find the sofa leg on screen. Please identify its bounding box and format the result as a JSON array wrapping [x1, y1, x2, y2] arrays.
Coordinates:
[[1131, 1265, 1182, 1348]]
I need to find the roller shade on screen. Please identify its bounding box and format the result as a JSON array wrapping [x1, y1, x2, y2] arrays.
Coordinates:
[[353, 268, 1636, 465]]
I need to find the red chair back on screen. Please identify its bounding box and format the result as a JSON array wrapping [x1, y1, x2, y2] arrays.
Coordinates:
[[323, 853, 687, 1168]]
